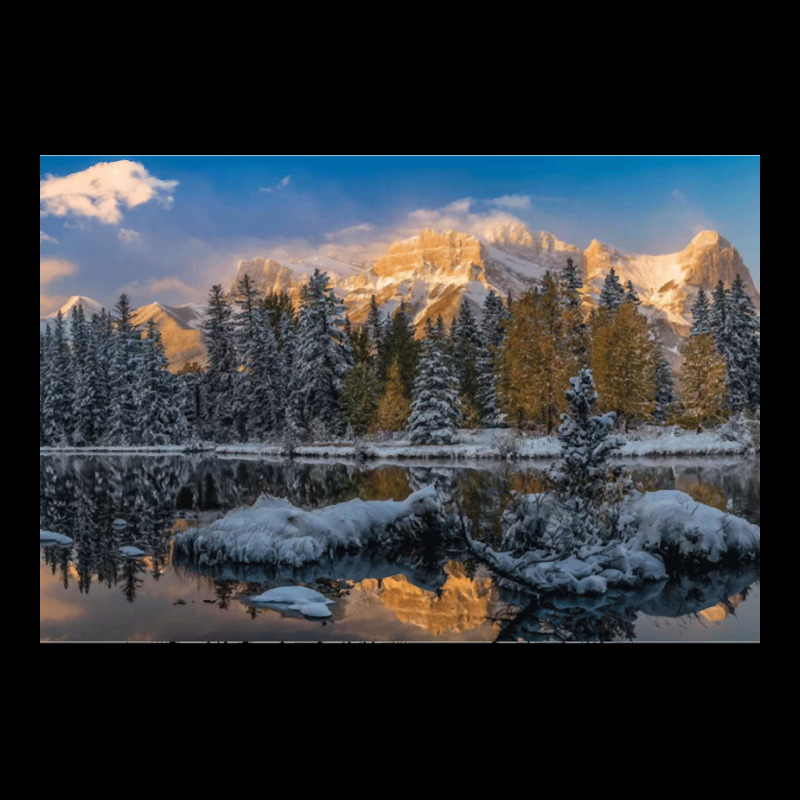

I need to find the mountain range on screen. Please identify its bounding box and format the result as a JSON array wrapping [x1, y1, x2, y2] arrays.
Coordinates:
[[40, 223, 759, 370]]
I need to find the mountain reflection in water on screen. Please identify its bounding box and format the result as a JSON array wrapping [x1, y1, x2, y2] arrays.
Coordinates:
[[40, 455, 760, 641]]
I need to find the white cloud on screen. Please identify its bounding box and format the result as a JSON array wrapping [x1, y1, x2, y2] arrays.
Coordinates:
[[40, 160, 178, 224], [324, 222, 375, 242], [441, 198, 474, 213], [489, 194, 532, 210], [40, 257, 78, 285], [118, 228, 141, 245], [40, 230, 59, 245], [259, 175, 292, 193]]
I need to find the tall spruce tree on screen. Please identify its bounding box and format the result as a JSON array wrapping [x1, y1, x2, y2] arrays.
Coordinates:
[[42, 311, 74, 445], [70, 304, 99, 445], [624, 280, 640, 304], [710, 280, 729, 352], [654, 358, 675, 423], [407, 317, 461, 444], [202, 285, 239, 442], [726, 274, 760, 411], [381, 301, 419, 398], [598, 267, 626, 311], [451, 299, 484, 424], [295, 269, 352, 435], [106, 294, 143, 445], [690, 288, 712, 335]]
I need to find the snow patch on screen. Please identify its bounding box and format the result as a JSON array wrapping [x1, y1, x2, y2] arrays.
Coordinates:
[[40, 530, 73, 545]]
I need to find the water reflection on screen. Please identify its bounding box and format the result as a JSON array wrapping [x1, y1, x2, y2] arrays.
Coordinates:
[[40, 455, 760, 641]]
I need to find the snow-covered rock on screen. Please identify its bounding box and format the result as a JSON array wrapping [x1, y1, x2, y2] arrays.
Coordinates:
[[471, 489, 760, 596], [173, 485, 443, 569], [120, 545, 146, 558], [39, 530, 73, 545], [248, 586, 335, 619]]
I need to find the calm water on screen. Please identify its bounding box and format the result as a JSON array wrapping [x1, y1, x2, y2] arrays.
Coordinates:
[[40, 455, 760, 642]]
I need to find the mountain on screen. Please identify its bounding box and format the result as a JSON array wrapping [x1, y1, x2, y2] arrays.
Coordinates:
[[40, 296, 104, 335], [129, 302, 205, 372], [42, 224, 759, 369], [230, 224, 759, 354], [40, 296, 205, 373]]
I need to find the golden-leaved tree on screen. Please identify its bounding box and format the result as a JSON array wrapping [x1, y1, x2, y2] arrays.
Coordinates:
[[499, 273, 577, 433], [590, 301, 659, 430], [371, 360, 410, 433], [678, 333, 728, 431]]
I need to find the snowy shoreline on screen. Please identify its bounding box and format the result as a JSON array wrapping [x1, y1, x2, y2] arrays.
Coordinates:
[[39, 426, 755, 460]]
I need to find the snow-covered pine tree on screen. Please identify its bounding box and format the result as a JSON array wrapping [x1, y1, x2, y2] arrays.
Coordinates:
[[451, 299, 484, 424], [341, 360, 380, 435], [139, 320, 189, 444], [70, 304, 99, 445], [475, 341, 502, 427], [726, 274, 760, 411], [654, 357, 675, 423], [278, 313, 302, 449], [39, 332, 47, 445], [202, 285, 239, 442], [482, 289, 509, 351], [42, 311, 74, 445], [247, 305, 282, 439], [90, 309, 113, 443], [407, 317, 461, 444], [295, 269, 353, 436], [624, 280, 640, 304], [561, 258, 589, 369], [549, 367, 624, 546], [599, 267, 626, 311], [106, 294, 142, 446], [690, 288, 712, 335], [710, 280, 729, 353], [561, 257, 583, 304], [366, 295, 386, 377]]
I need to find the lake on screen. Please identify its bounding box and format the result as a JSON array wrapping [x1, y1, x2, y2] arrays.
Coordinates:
[[39, 454, 760, 642]]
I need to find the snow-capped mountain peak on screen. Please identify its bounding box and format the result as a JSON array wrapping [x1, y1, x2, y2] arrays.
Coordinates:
[[50, 295, 104, 318]]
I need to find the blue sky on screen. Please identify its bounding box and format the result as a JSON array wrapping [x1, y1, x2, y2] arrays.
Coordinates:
[[39, 155, 760, 314]]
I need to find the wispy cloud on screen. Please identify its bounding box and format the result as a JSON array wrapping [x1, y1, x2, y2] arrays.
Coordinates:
[[259, 175, 292, 193], [40, 257, 78, 285], [324, 222, 375, 242], [118, 228, 141, 245], [119, 275, 206, 305], [489, 194, 532, 210], [40, 257, 79, 316], [669, 189, 687, 201], [40, 230, 59, 245], [40, 160, 178, 224]]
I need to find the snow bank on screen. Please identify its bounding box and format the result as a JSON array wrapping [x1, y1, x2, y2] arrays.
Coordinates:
[[248, 586, 335, 619], [173, 485, 443, 569], [471, 489, 760, 596], [39, 530, 73, 545]]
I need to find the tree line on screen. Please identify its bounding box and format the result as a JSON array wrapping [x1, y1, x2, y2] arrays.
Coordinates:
[[39, 260, 760, 447]]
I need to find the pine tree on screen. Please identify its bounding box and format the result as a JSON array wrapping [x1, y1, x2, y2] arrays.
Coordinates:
[[90, 310, 113, 442], [590, 300, 659, 430], [42, 311, 74, 445], [710, 280, 729, 352], [690, 288, 712, 335], [482, 290, 509, 351], [561, 259, 589, 369], [202, 285, 239, 442], [380, 301, 419, 397], [624, 280, 640, 304], [598, 267, 626, 311], [654, 357, 675, 423], [373, 360, 411, 432], [407, 317, 461, 444], [278, 314, 302, 448], [549, 368, 623, 546], [70, 304, 99, 445], [106, 294, 143, 445], [39, 332, 47, 445], [341, 361, 380, 435], [475, 342, 502, 427], [263, 291, 295, 342], [139, 320, 189, 444], [295, 269, 353, 435], [451, 299, 484, 423], [561, 257, 583, 304], [726, 274, 760, 411], [249, 308, 282, 438], [678, 333, 728, 431]]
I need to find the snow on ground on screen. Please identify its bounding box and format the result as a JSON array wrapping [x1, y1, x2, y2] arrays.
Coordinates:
[[471, 489, 760, 596], [40, 422, 758, 460], [40, 530, 73, 545], [248, 586, 335, 618], [173, 485, 442, 569]]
